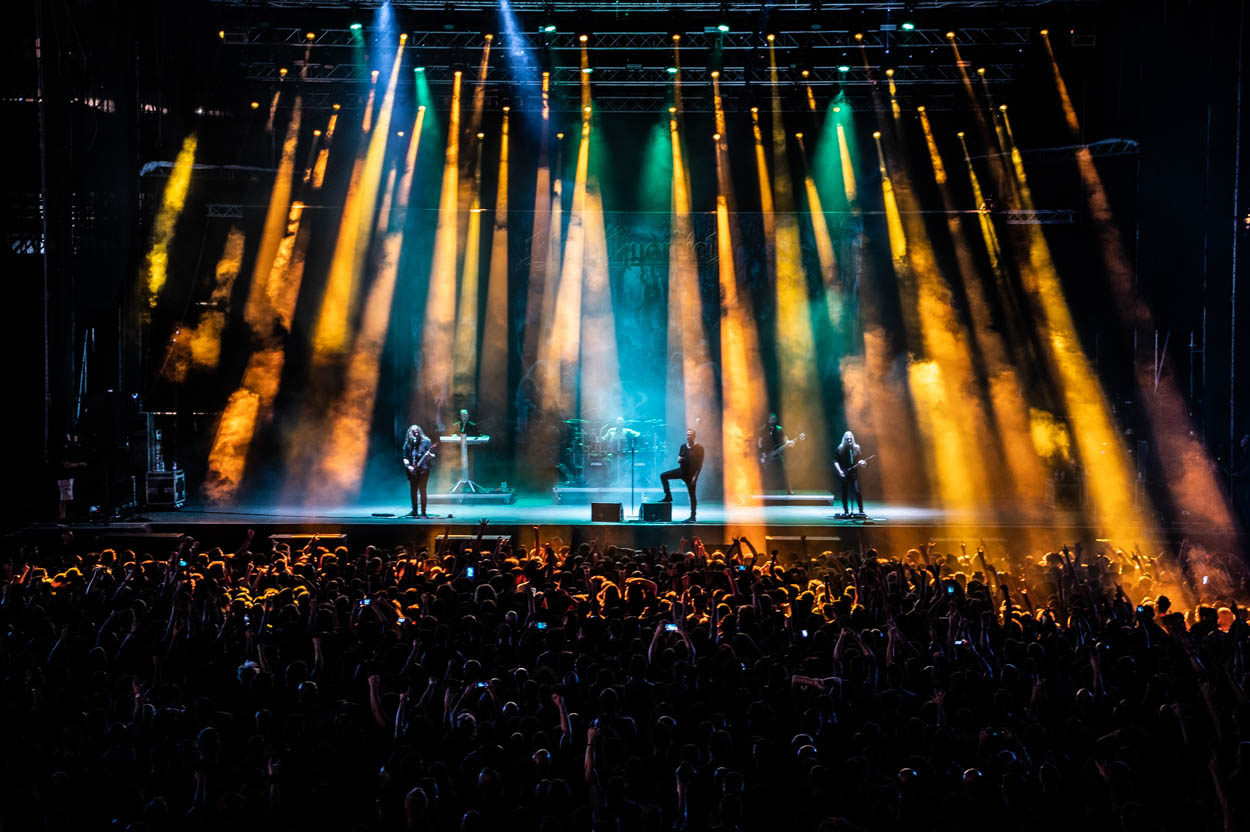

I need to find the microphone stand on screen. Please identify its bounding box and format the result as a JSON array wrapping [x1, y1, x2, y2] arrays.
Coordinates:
[[628, 434, 637, 518]]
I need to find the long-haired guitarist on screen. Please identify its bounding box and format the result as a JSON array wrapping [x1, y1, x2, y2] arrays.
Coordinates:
[[401, 425, 436, 518], [833, 430, 868, 516], [758, 412, 794, 494]]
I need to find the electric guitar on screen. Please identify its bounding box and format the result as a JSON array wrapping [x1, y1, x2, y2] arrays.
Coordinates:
[[760, 432, 806, 465], [837, 454, 876, 478], [402, 442, 439, 474]]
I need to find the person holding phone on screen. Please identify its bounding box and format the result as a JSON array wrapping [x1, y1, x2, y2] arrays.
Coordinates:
[[401, 424, 436, 518]]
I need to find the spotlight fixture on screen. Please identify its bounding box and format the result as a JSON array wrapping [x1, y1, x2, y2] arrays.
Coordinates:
[[250, 100, 259, 109], [581, 66, 593, 74], [795, 131, 804, 139], [916, 105, 925, 112], [854, 32, 863, 41], [711, 69, 720, 78], [837, 65, 850, 72], [717, 23, 730, 32], [306, 31, 316, 40], [666, 66, 678, 74], [542, 24, 557, 33], [1040, 28, 1049, 36], [502, 105, 510, 112], [477, 131, 485, 138], [583, 105, 591, 113], [750, 106, 759, 113], [901, 21, 915, 31], [454, 69, 463, 76], [332, 103, 341, 110], [672, 33, 681, 42], [399, 33, 408, 43], [833, 105, 840, 112], [999, 104, 1007, 111], [712, 132, 721, 140], [349, 22, 363, 31], [766, 33, 775, 42], [556, 132, 564, 139], [946, 31, 955, 39], [279, 67, 289, 77], [976, 67, 985, 75], [579, 33, 588, 42], [415, 66, 426, 72], [872, 130, 881, 138], [957, 131, 965, 138], [801, 69, 810, 77], [885, 68, 894, 77], [398, 131, 405, 137], [668, 106, 677, 113], [418, 104, 425, 111], [218, 29, 225, 39], [484, 33, 493, 41], [313, 128, 321, 136]]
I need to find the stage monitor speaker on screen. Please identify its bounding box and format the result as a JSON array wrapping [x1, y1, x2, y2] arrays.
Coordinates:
[[641, 502, 671, 522], [591, 502, 623, 522]]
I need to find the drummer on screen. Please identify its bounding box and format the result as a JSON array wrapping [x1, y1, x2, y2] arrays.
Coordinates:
[[599, 416, 641, 452]]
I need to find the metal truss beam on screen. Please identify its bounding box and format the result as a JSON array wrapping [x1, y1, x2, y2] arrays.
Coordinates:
[[245, 61, 1015, 86], [1002, 209, 1075, 225], [209, 0, 1077, 11], [232, 26, 1036, 51]]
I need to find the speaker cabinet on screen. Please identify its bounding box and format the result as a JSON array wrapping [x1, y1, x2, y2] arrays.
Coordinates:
[[641, 502, 672, 522], [591, 502, 623, 522]]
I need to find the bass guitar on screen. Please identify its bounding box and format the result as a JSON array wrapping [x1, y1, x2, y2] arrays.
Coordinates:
[[760, 432, 806, 465]]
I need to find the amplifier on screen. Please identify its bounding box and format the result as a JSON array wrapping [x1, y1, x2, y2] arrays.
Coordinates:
[[640, 502, 672, 522], [590, 502, 623, 522]]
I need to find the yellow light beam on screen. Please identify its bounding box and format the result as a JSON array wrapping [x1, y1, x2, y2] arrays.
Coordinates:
[[453, 139, 486, 401], [767, 46, 829, 487], [713, 75, 766, 518], [666, 108, 718, 452], [520, 73, 552, 375], [918, 107, 1050, 509], [539, 109, 591, 415], [578, 177, 623, 420], [313, 40, 404, 357], [997, 108, 1154, 545], [312, 110, 428, 501], [244, 99, 302, 330], [160, 228, 246, 384], [144, 132, 197, 311], [479, 109, 511, 421], [312, 111, 339, 190], [416, 70, 464, 420]]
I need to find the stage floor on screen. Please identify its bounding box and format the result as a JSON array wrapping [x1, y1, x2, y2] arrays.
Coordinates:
[[15, 490, 1231, 557]]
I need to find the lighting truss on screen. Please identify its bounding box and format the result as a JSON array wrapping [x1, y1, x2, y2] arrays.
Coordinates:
[[230, 26, 1035, 51], [966, 138, 1141, 163], [245, 61, 1015, 85], [208, 0, 1080, 10]]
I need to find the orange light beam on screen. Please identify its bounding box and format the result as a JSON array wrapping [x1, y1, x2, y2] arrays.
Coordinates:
[[713, 74, 766, 518], [1040, 37, 1237, 535]]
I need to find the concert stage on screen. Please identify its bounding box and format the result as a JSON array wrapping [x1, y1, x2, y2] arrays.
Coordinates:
[[16, 493, 1235, 557]]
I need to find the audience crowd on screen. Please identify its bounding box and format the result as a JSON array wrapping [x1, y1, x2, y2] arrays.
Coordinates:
[[4, 523, 1249, 831]]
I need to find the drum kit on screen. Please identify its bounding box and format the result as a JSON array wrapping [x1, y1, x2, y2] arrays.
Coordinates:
[[561, 418, 666, 487]]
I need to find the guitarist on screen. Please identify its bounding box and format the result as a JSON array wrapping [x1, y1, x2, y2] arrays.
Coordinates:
[[757, 413, 793, 494], [401, 425, 436, 518], [833, 430, 867, 516]]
